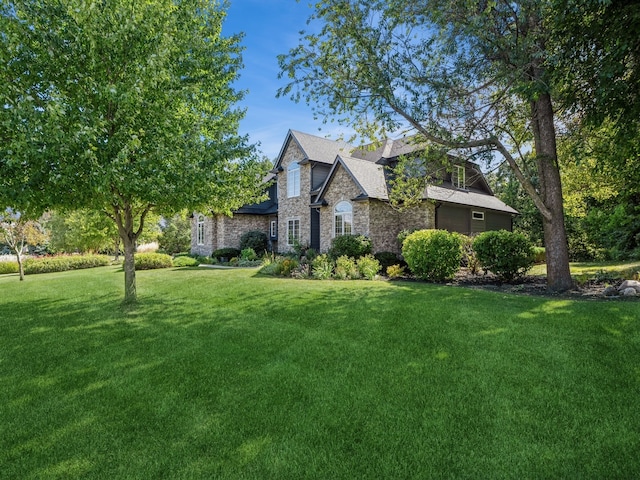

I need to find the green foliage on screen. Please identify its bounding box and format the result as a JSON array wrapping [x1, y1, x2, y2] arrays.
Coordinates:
[[0, 261, 19, 275], [335, 255, 359, 280], [386, 264, 405, 279], [457, 234, 480, 274], [276, 258, 299, 277], [22, 255, 111, 275], [240, 248, 258, 261], [532, 247, 546, 264], [134, 253, 173, 271], [172, 256, 199, 267], [1, 0, 268, 301], [45, 209, 117, 254], [212, 248, 241, 262], [240, 230, 268, 256], [356, 254, 381, 280], [402, 230, 462, 281], [159, 212, 192, 255], [473, 230, 535, 282], [374, 251, 402, 271], [328, 234, 372, 260], [311, 254, 334, 280]]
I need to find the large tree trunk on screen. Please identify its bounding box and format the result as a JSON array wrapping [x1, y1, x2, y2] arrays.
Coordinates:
[[532, 93, 573, 292], [121, 232, 137, 303], [16, 250, 25, 281]]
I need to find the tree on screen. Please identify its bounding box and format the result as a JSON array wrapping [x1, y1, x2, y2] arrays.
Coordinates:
[[1, 0, 267, 302], [158, 211, 192, 255], [0, 210, 47, 281], [278, 0, 575, 290]]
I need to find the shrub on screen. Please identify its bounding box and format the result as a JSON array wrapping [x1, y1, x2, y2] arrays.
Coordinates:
[[212, 248, 241, 262], [240, 248, 258, 261], [240, 231, 268, 256], [312, 254, 334, 280], [335, 255, 359, 279], [532, 246, 546, 264], [402, 229, 462, 281], [457, 234, 480, 274], [23, 254, 112, 275], [328, 234, 372, 260], [0, 261, 19, 275], [397, 229, 419, 249], [173, 256, 199, 267], [134, 253, 173, 270], [473, 230, 535, 281], [357, 254, 381, 280], [386, 264, 405, 279], [374, 251, 402, 271]]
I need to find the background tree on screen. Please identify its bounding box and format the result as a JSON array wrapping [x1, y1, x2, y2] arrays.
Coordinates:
[[1, 0, 267, 302], [158, 211, 192, 255], [278, 0, 574, 290], [0, 210, 48, 281]]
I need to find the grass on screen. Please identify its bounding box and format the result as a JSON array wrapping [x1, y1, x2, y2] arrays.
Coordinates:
[[1, 266, 639, 479], [530, 259, 640, 278]]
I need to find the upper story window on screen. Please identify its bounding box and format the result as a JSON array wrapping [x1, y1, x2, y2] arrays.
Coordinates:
[[452, 165, 466, 189], [196, 214, 205, 245], [334, 201, 353, 237], [287, 162, 300, 198]]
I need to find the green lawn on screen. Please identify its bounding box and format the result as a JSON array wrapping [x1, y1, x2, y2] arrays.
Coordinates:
[[1, 266, 639, 479]]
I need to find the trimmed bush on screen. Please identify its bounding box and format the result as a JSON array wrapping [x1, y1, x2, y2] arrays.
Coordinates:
[[473, 230, 535, 281], [241, 248, 258, 261], [240, 231, 268, 256], [0, 261, 19, 275], [23, 255, 112, 275], [402, 229, 462, 281], [172, 256, 199, 267], [134, 253, 173, 270], [312, 254, 333, 280], [357, 254, 381, 280], [335, 255, 359, 280], [212, 248, 241, 262], [328, 234, 372, 260]]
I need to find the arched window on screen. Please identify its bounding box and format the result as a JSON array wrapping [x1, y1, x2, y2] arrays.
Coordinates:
[[287, 162, 300, 198], [334, 201, 352, 236], [197, 214, 205, 246]]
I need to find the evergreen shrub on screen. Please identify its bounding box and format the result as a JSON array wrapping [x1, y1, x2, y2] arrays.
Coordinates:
[[24, 255, 112, 274], [402, 229, 462, 281], [240, 231, 268, 256], [473, 230, 535, 281], [173, 256, 199, 267], [328, 235, 372, 260], [0, 261, 19, 274]]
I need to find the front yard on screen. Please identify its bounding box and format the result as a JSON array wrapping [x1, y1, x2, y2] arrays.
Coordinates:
[[1, 266, 639, 478]]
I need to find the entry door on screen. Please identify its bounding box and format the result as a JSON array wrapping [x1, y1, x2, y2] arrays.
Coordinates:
[[310, 208, 320, 251]]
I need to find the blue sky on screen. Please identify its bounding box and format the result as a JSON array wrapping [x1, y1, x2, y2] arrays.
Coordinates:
[[223, 1, 342, 161]]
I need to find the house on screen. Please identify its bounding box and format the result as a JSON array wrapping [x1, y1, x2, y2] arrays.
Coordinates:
[[191, 130, 518, 256]]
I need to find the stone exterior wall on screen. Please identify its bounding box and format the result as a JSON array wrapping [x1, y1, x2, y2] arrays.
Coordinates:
[[190, 213, 216, 257], [277, 141, 312, 252], [190, 213, 270, 256], [318, 165, 369, 252], [369, 200, 435, 254]]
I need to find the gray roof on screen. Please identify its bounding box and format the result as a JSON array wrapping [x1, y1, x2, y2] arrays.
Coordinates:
[[288, 130, 352, 164], [426, 185, 519, 214], [337, 156, 389, 199]]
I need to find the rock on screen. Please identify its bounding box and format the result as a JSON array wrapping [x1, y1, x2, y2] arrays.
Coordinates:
[[603, 286, 619, 297], [618, 280, 640, 293], [622, 287, 638, 297]]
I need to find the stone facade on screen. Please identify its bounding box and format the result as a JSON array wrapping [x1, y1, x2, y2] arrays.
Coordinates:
[[190, 213, 271, 256], [277, 140, 312, 252], [317, 164, 435, 254]]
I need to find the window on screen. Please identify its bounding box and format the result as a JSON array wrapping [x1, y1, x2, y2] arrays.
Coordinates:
[[334, 201, 353, 236], [287, 162, 300, 197], [452, 165, 466, 189], [196, 214, 205, 245], [287, 219, 300, 246], [270, 220, 277, 238], [472, 211, 485, 221]]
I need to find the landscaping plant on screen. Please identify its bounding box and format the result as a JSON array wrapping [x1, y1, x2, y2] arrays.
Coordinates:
[[402, 229, 462, 281], [473, 230, 535, 281]]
